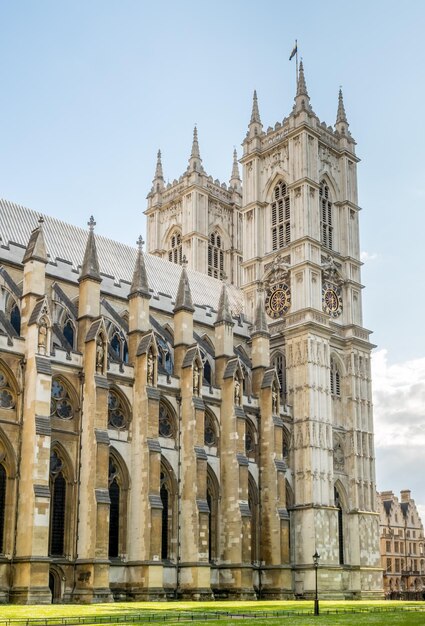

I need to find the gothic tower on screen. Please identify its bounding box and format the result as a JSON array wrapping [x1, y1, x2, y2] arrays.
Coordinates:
[[240, 65, 381, 596], [145, 128, 243, 285]]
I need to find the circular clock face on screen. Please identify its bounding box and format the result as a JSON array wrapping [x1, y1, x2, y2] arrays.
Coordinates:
[[265, 283, 291, 319], [322, 283, 342, 317]]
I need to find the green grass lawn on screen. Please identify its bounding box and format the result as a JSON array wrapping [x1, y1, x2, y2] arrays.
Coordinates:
[[0, 601, 424, 625]]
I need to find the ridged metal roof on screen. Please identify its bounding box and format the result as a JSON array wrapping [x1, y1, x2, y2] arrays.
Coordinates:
[[0, 198, 244, 315]]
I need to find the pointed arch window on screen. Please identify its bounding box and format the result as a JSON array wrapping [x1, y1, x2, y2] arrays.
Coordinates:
[[0, 463, 5, 554], [272, 352, 286, 402], [10, 303, 21, 336], [168, 230, 182, 265], [51, 378, 74, 420], [49, 451, 66, 557], [208, 231, 224, 279], [271, 181, 291, 251], [108, 390, 129, 430], [109, 330, 129, 365], [245, 420, 256, 460], [0, 371, 15, 410], [330, 359, 341, 396], [207, 471, 219, 562], [248, 476, 259, 564], [108, 457, 120, 558], [204, 411, 218, 448], [63, 318, 75, 350], [320, 181, 333, 250], [160, 465, 176, 561], [335, 487, 344, 564], [159, 402, 176, 439]]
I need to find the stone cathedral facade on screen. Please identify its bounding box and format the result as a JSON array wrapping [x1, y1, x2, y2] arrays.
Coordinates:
[[0, 63, 382, 604]]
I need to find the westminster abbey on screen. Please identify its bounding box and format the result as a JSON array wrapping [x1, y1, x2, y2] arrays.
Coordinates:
[[0, 63, 383, 603]]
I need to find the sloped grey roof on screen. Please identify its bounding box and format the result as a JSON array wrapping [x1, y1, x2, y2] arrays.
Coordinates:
[[0, 198, 244, 315]]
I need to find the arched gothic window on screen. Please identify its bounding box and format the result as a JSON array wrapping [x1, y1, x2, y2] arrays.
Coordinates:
[[282, 428, 290, 463], [168, 230, 182, 265], [160, 464, 176, 561], [159, 402, 176, 439], [207, 470, 219, 562], [245, 420, 256, 460], [248, 476, 259, 564], [320, 181, 333, 250], [109, 330, 129, 365], [63, 318, 75, 350], [108, 390, 129, 430], [208, 231, 224, 279], [0, 371, 15, 410], [204, 411, 218, 448], [0, 463, 5, 554], [272, 181, 290, 251], [49, 451, 66, 557], [334, 487, 344, 564], [108, 457, 120, 558], [50, 378, 74, 420], [330, 359, 341, 396], [10, 303, 21, 336], [157, 335, 173, 376], [272, 352, 286, 402]]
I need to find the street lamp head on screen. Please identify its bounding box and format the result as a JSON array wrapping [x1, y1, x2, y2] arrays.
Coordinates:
[[313, 551, 320, 565]]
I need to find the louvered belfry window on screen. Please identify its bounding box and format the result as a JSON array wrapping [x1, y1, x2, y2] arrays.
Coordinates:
[[272, 182, 290, 251], [0, 464, 5, 554], [320, 181, 333, 249], [208, 231, 224, 279], [330, 359, 341, 396], [168, 231, 182, 264]]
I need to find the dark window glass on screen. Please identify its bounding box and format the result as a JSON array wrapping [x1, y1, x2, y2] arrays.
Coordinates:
[[0, 465, 5, 553], [160, 482, 169, 560], [10, 304, 21, 335], [109, 479, 120, 558], [63, 319, 74, 349], [50, 472, 66, 556]]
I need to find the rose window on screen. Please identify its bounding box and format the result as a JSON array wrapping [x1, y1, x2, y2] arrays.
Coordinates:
[[108, 391, 128, 430], [50, 378, 74, 419]]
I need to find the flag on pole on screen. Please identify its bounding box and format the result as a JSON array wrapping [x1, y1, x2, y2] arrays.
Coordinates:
[[289, 42, 297, 61]]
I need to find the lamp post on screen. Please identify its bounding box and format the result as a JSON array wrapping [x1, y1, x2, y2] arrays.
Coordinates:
[[313, 551, 320, 616]]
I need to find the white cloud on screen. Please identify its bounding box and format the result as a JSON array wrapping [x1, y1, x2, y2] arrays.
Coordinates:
[[372, 349, 425, 522], [360, 251, 379, 263]]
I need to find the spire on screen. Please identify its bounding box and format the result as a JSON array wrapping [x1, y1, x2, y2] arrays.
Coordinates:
[[79, 216, 101, 283], [22, 216, 48, 264], [296, 60, 309, 98], [129, 236, 150, 299], [174, 257, 194, 313], [336, 89, 347, 124], [151, 149, 164, 193], [229, 148, 241, 189], [188, 126, 203, 172], [250, 90, 261, 125], [252, 290, 269, 336], [215, 279, 234, 326]]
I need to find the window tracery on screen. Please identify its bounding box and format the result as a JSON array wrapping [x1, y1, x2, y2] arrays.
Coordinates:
[[168, 230, 182, 264], [159, 402, 176, 439], [204, 412, 217, 448], [272, 352, 286, 402], [108, 457, 120, 558], [49, 450, 66, 557], [108, 390, 129, 430], [320, 181, 333, 250], [50, 378, 74, 420], [330, 358, 341, 396], [208, 231, 224, 279], [0, 372, 15, 410], [0, 463, 5, 554], [271, 181, 291, 251], [63, 317, 75, 350]]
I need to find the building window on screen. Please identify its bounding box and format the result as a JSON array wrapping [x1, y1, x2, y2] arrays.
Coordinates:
[[168, 230, 182, 265], [204, 412, 217, 448], [335, 488, 344, 565], [248, 476, 259, 564], [272, 352, 286, 401], [63, 318, 75, 350], [386, 558, 392, 572], [271, 181, 290, 251], [320, 181, 333, 250], [108, 390, 129, 430], [0, 464, 5, 554], [0, 371, 15, 409], [51, 378, 74, 420], [330, 358, 341, 396], [395, 558, 400, 572], [108, 458, 120, 558], [49, 451, 66, 557], [109, 330, 129, 364], [386, 540, 391, 552], [207, 470, 219, 562], [208, 231, 224, 279], [159, 402, 176, 439], [10, 303, 21, 335]]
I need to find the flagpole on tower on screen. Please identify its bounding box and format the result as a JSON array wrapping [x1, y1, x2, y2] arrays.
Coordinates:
[[289, 40, 298, 87]]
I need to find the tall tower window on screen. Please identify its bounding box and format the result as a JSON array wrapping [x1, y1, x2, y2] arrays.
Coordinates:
[[0, 464, 5, 554], [271, 181, 290, 251], [208, 231, 224, 279], [168, 230, 182, 264], [320, 181, 333, 249], [49, 451, 66, 557], [330, 358, 341, 396], [272, 352, 286, 402], [108, 458, 120, 558]]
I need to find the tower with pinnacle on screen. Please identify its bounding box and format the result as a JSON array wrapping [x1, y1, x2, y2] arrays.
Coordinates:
[[240, 63, 381, 597], [145, 127, 243, 285]]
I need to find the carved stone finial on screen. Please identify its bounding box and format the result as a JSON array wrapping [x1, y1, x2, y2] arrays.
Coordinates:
[[250, 89, 262, 125], [336, 88, 348, 125], [136, 235, 145, 252], [297, 60, 309, 98], [88, 216, 96, 232], [38, 215, 45, 226], [182, 255, 188, 267]]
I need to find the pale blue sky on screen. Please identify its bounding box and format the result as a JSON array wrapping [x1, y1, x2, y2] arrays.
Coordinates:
[[1, 1, 424, 511]]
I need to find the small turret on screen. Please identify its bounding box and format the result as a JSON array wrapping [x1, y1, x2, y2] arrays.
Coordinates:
[[79, 216, 101, 284], [187, 126, 203, 173], [22, 216, 48, 297], [130, 236, 150, 299], [293, 61, 312, 113], [173, 257, 194, 375], [22, 216, 48, 266], [128, 236, 151, 362], [214, 280, 234, 382], [229, 148, 242, 193], [216, 280, 234, 326], [251, 289, 270, 394], [174, 257, 195, 314], [335, 88, 349, 135], [248, 90, 263, 138], [152, 149, 165, 193]]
